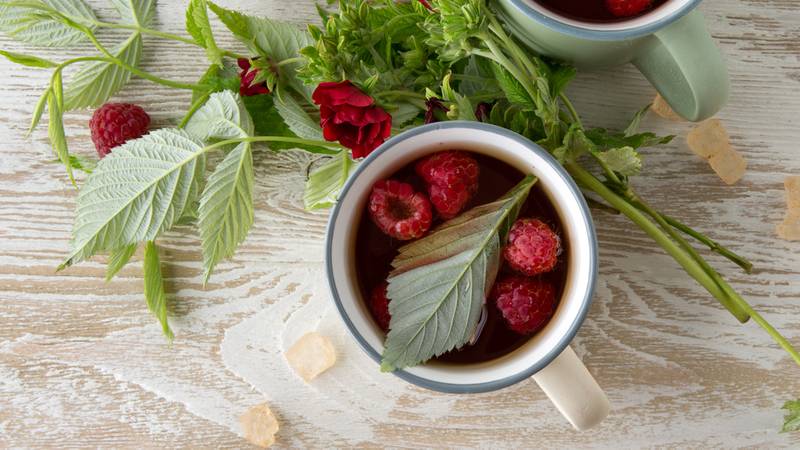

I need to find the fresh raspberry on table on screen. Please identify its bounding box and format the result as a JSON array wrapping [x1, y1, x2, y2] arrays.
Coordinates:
[[415, 151, 479, 219], [491, 275, 556, 335], [605, 0, 653, 17], [89, 103, 151, 158], [369, 282, 391, 332], [503, 218, 561, 276], [368, 180, 433, 240]]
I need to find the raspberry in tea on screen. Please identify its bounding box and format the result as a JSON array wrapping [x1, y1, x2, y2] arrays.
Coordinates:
[[355, 151, 568, 365], [534, 0, 669, 23]]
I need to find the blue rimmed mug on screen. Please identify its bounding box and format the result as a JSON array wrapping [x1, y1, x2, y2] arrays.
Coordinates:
[[326, 122, 610, 430], [496, 0, 729, 121]]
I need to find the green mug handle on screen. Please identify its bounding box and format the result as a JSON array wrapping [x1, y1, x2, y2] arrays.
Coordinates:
[[632, 10, 729, 121]]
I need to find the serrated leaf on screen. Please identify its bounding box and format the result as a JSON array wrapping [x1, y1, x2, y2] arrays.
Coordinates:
[[381, 175, 537, 371], [143, 241, 173, 340], [242, 95, 332, 154], [192, 59, 240, 104], [186, 0, 222, 67], [548, 63, 576, 98], [597, 146, 642, 177], [585, 127, 674, 151], [391, 101, 421, 129], [64, 32, 142, 110], [458, 56, 496, 97], [491, 62, 535, 110], [273, 93, 323, 141], [624, 103, 651, 137], [110, 0, 155, 27], [106, 243, 137, 281], [199, 141, 254, 282], [28, 86, 50, 135], [46, 74, 74, 184], [0, 49, 57, 67], [303, 151, 357, 210], [61, 129, 206, 269], [186, 90, 253, 141], [208, 2, 312, 100], [0, 0, 97, 47]]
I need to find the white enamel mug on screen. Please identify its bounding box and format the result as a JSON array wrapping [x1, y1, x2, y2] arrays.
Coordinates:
[[325, 121, 609, 430]]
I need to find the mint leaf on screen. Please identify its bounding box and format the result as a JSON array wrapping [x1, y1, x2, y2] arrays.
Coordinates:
[[0, 50, 58, 68], [783, 400, 800, 432], [597, 147, 642, 177], [491, 62, 535, 111], [273, 92, 323, 141], [64, 33, 143, 110], [0, 0, 97, 47], [106, 243, 137, 281], [304, 150, 357, 210], [187, 91, 256, 282], [186, 0, 223, 67], [381, 175, 537, 371], [143, 241, 173, 340], [61, 129, 206, 268]]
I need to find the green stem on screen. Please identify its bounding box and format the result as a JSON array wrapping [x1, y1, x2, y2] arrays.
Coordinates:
[[178, 92, 211, 129], [567, 162, 750, 323], [559, 92, 583, 128], [204, 136, 343, 155], [275, 56, 306, 67], [95, 21, 198, 46], [660, 214, 753, 273], [729, 299, 800, 366]]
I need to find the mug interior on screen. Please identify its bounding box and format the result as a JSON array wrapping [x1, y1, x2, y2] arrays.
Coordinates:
[[326, 122, 597, 392], [503, 0, 699, 40]]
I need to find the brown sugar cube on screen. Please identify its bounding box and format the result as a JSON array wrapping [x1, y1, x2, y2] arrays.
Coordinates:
[[785, 176, 800, 210], [687, 119, 731, 159], [240, 403, 279, 448], [708, 148, 747, 185], [777, 210, 800, 241], [652, 94, 685, 121], [285, 332, 336, 382]]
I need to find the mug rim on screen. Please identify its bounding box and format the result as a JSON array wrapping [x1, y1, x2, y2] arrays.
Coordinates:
[[325, 121, 598, 393], [502, 0, 702, 41]]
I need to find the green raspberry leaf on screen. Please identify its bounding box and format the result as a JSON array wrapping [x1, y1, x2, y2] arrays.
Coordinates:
[[110, 0, 155, 27], [143, 241, 173, 340], [381, 175, 536, 371], [106, 244, 137, 282], [241, 94, 332, 154], [273, 91, 323, 141], [782, 400, 800, 432], [0, 49, 58, 68], [186, 0, 223, 67], [0, 0, 97, 47], [304, 150, 358, 211]]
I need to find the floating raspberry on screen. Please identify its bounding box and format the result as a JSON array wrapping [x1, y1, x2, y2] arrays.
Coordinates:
[[368, 180, 432, 240], [415, 151, 479, 219], [369, 282, 391, 332], [89, 103, 150, 158], [503, 218, 561, 276], [605, 0, 653, 17], [491, 275, 556, 335]]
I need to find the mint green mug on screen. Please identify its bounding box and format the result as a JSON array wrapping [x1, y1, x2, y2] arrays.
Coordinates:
[[496, 0, 729, 121]]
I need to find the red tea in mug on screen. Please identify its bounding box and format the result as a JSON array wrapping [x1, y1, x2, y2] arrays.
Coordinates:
[[534, 0, 669, 23]]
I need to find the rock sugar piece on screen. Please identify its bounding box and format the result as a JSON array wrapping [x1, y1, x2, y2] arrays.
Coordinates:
[[651, 94, 685, 121], [785, 176, 800, 210], [708, 148, 747, 185], [687, 119, 731, 159], [240, 402, 279, 448], [687, 119, 747, 185], [777, 176, 800, 241], [285, 332, 336, 382]]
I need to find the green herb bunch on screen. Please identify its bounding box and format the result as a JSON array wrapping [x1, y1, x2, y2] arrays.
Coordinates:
[[0, 0, 797, 430]]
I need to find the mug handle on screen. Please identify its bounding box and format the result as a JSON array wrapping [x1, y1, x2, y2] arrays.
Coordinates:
[[532, 346, 609, 430], [632, 10, 729, 122]]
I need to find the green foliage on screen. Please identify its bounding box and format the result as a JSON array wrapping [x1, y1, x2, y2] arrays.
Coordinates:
[[0, 0, 97, 47], [304, 150, 357, 210], [143, 241, 173, 340], [597, 146, 642, 177], [186, 0, 223, 66], [381, 175, 536, 371], [0, 49, 58, 68], [782, 400, 800, 432], [106, 244, 137, 281]]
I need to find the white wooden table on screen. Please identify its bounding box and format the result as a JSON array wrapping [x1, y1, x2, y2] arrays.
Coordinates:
[[1, 0, 799, 447]]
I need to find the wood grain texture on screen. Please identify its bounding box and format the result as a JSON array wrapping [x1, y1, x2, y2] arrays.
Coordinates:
[[1, 0, 799, 448]]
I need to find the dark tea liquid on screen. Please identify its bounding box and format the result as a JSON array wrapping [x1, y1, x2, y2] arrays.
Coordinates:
[[534, 0, 669, 23], [355, 153, 568, 364]]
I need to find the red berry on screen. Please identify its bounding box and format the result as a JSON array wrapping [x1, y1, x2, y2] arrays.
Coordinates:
[[368, 180, 433, 240], [503, 218, 561, 276], [89, 103, 150, 158], [369, 282, 391, 332], [415, 151, 479, 219], [491, 275, 556, 335], [605, 0, 653, 17]]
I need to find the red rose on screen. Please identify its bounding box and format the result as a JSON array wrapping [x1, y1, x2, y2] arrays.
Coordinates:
[[312, 81, 392, 158], [237, 58, 270, 97]]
